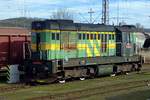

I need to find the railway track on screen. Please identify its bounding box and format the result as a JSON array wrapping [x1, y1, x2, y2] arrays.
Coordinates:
[[29, 80, 150, 100], [0, 64, 149, 99], [142, 64, 150, 72], [0, 84, 30, 93]]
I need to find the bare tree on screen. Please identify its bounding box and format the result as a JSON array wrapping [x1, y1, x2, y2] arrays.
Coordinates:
[[119, 20, 127, 26], [135, 23, 144, 31], [51, 8, 74, 20]]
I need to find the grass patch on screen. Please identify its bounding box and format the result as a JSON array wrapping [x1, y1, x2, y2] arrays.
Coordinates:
[[107, 87, 150, 100]]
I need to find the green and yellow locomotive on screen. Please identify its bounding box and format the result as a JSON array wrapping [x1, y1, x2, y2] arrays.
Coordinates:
[[23, 20, 143, 83]]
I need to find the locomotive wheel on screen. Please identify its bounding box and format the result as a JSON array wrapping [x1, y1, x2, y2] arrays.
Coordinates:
[[59, 79, 66, 84], [131, 64, 136, 72], [79, 77, 85, 81], [137, 63, 142, 73], [110, 74, 116, 77]]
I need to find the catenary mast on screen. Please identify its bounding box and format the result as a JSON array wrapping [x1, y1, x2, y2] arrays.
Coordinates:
[[102, 0, 109, 25]]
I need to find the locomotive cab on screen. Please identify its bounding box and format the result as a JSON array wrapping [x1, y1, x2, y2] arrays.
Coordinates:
[[116, 25, 137, 57]]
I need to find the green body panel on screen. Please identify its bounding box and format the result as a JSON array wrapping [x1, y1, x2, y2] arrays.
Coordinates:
[[39, 31, 78, 60], [32, 30, 117, 60], [93, 38, 98, 57], [88, 40, 94, 57], [68, 32, 77, 58], [31, 32, 36, 44], [44, 32, 50, 43], [108, 41, 115, 56], [60, 32, 77, 59], [95, 39, 101, 57], [40, 32, 46, 42]]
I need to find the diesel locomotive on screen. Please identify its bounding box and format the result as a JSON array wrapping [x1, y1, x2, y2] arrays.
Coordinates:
[[22, 19, 143, 83]]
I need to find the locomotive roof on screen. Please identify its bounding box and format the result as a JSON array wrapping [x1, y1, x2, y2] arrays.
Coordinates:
[[32, 19, 115, 32], [116, 25, 137, 32]]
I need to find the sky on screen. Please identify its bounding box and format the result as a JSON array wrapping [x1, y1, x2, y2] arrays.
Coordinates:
[[0, 0, 150, 28]]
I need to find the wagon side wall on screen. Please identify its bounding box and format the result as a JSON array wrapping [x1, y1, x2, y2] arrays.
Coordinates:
[[0, 35, 31, 68]]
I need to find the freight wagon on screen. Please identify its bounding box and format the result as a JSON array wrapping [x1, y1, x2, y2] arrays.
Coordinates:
[[0, 27, 30, 82], [21, 20, 143, 83]]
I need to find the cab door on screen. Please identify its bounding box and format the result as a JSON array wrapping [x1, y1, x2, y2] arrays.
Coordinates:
[[60, 31, 77, 59], [60, 31, 69, 59], [50, 32, 60, 59]]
